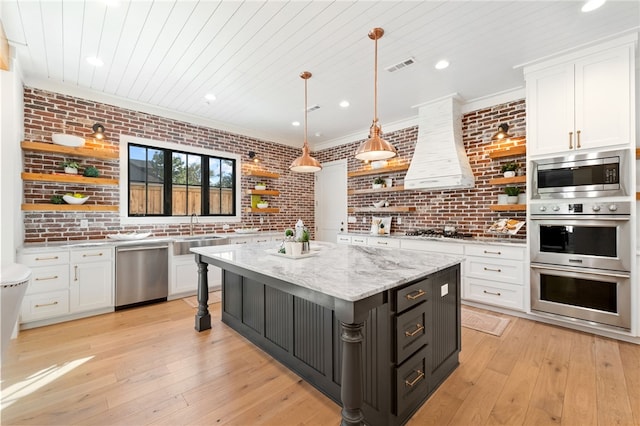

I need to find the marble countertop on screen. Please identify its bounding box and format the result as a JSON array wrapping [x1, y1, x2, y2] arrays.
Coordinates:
[[338, 232, 526, 247], [191, 241, 462, 302]]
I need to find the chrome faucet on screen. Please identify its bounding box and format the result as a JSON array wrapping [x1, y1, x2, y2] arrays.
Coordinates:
[[189, 213, 199, 236]]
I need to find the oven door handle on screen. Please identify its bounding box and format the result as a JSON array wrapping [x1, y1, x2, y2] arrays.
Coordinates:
[[531, 263, 630, 278], [530, 215, 630, 221]]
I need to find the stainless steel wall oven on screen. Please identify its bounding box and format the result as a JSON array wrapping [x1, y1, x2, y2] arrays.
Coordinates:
[[530, 201, 631, 329]]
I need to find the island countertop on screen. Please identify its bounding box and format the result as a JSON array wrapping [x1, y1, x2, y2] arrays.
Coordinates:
[[190, 241, 462, 302]]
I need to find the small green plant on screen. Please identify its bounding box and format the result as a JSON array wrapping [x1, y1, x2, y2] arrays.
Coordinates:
[[51, 194, 64, 204], [61, 160, 80, 169], [284, 228, 294, 237], [501, 162, 518, 173], [373, 177, 385, 185], [83, 165, 99, 177], [301, 229, 310, 242], [504, 186, 521, 196]]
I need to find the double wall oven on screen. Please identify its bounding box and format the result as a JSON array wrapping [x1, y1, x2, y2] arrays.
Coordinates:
[[530, 201, 631, 329]]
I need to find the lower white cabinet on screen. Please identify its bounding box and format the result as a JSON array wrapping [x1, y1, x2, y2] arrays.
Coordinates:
[[70, 247, 113, 313], [367, 236, 401, 248], [170, 254, 221, 297]]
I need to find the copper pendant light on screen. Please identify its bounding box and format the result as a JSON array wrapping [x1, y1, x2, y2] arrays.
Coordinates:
[[289, 71, 322, 173], [355, 27, 397, 161]]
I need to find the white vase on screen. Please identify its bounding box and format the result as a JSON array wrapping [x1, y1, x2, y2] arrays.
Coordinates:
[[290, 242, 303, 256], [507, 196, 518, 204], [64, 167, 78, 175], [518, 193, 526, 204], [384, 178, 392, 188], [372, 183, 383, 189], [503, 171, 516, 178], [284, 241, 293, 254], [497, 194, 508, 204]]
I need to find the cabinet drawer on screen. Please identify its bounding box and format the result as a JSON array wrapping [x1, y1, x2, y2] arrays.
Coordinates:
[[26, 266, 69, 295], [401, 239, 464, 255], [396, 279, 429, 313], [463, 277, 524, 311], [19, 251, 69, 267], [465, 257, 524, 284], [396, 303, 428, 364], [252, 236, 272, 243], [368, 237, 400, 248], [336, 235, 351, 244], [351, 236, 368, 246], [395, 345, 430, 416], [21, 290, 70, 322], [71, 247, 113, 263], [465, 244, 525, 261]]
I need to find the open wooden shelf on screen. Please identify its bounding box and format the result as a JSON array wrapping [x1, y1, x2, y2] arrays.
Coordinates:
[[348, 185, 406, 195], [244, 170, 280, 179], [244, 207, 279, 213], [21, 141, 119, 160], [22, 172, 119, 186], [488, 175, 527, 185], [348, 206, 416, 213], [488, 145, 526, 159], [489, 204, 526, 212], [22, 204, 119, 212], [347, 164, 409, 178], [245, 189, 280, 196]]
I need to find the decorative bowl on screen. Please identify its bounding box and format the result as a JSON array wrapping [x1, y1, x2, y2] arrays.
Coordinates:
[[256, 202, 269, 209], [372, 200, 386, 208], [52, 133, 85, 147], [255, 185, 266, 190], [63, 194, 89, 204]]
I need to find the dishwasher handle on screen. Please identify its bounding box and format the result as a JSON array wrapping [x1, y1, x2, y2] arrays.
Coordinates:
[[116, 245, 168, 253]]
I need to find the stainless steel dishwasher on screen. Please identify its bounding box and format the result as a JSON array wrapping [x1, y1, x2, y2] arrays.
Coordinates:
[[115, 243, 169, 310]]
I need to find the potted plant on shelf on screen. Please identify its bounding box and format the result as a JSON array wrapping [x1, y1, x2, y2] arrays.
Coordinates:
[[83, 165, 100, 177], [61, 160, 80, 175], [373, 176, 385, 189], [255, 182, 266, 190], [501, 162, 518, 178], [504, 186, 521, 204]]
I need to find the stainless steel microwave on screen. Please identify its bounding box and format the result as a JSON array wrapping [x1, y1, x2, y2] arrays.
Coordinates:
[[531, 149, 628, 199]]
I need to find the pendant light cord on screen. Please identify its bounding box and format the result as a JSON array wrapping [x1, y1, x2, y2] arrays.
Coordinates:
[[304, 76, 308, 147], [373, 35, 378, 125]]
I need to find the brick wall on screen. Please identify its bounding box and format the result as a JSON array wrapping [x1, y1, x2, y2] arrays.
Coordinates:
[[22, 87, 315, 243], [316, 99, 527, 241]]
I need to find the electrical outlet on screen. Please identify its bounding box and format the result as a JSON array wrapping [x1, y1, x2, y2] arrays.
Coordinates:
[[362, 217, 367, 224], [260, 217, 264, 224], [397, 216, 402, 225], [80, 219, 88, 228], [441, 283, 449, 297], [222, 223, 230, 230]]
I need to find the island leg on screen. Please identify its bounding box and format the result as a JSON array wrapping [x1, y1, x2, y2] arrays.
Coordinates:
[[340, 321, 365, 426], [194, 256, 211, 331]]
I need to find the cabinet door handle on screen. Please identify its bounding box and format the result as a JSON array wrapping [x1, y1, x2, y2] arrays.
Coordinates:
[[35, 301, 59, 308], [35, 275, 59, 281], [404, 323, 425, 337], [404, 370, 425, 388], [568, 131, 573, 149], [405, 289, 425, 300], [377, 241, 388, 245], [74, 265, 78, 281], [576, 130, 581, 148], [484, 267, 502, 273], [35, 256, 59, 261], [483, 290, 502, 296], [82, 253, 103, 257], [483, 250, 501, 255]]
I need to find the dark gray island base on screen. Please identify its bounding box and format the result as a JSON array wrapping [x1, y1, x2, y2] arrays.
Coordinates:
[[193, 247, 461, 426]]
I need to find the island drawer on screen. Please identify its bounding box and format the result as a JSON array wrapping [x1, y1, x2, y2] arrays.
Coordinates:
[[396, 279, 428, 313], [395, 302, 428, 364], [395, 344, 430, 416]]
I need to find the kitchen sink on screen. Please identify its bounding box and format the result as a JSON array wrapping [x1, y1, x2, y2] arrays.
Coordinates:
[[173, 236, 230, 256]]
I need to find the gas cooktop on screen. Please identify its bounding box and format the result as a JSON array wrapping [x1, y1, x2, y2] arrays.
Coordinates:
[[405, 229, 473, 239]]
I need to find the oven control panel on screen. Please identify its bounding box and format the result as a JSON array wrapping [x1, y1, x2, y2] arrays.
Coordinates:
[[532, 201, 631, 216]]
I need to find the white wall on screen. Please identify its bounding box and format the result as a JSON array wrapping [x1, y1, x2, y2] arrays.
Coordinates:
[[0, 50, 25, 269]]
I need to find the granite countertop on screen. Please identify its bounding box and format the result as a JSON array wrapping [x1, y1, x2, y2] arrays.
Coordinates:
[[338, 232, 526, 247], [191, 241, 462, 302]]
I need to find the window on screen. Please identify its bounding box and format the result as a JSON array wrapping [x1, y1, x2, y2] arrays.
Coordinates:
[[128, 143, 236, 217]]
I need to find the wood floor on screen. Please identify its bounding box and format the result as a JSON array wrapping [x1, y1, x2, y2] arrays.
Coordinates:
[[2, 299, 639, 426]]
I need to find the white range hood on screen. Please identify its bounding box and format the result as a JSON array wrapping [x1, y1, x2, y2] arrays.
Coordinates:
[[404, 95, 475, 191]]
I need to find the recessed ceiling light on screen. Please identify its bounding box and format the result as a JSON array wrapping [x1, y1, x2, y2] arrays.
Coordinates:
[[435, 59, 449, 70], [582, 0, 606, 12], [86, 56, 104, 67], [204, 93, 216, 101], [314, 132, 322, 137], [339, 100, 350, 108], [292, 121, 300, 127]]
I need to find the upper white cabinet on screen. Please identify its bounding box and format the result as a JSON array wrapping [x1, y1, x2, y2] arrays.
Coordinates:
[[525, 37, 635, 157]]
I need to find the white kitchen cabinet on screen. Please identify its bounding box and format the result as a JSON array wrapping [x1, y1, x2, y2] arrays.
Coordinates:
[[400, 239, 464, 255], [463, 244, 526, 311], [170, 254, 221, 297], [337, 235, 352, 244], [367, 236, 400, 249], [526, 40, 634, 157], [69, 247, 113, 313], [351, 235, 368, 246], [19, 250, 71, 322]]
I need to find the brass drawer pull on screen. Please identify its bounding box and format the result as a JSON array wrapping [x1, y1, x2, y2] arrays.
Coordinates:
[[405, 370, 425, 388], [484, 267, 502, 272], [35, 301, 59, 308], [569, 131, 573, 149], [483, 250, 501, 255], [82, 253, 104, 257], [35, 275, 59, 281], [405, 323, 425, 337], [377, 241, 388, 245], [576, 129, 581, 148], [483, 290, 501, 296], [405, 289, 425, 300], [35, 256, 59, 261]]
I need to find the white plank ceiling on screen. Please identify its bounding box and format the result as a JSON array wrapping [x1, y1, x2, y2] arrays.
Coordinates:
[[2, 1, 639, 149]]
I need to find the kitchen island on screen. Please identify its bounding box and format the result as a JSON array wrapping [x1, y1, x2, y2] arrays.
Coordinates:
[[191, 242, 462, 426]]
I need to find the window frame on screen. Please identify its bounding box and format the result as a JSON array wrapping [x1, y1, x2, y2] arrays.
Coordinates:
[[119, 135, 241, 225]]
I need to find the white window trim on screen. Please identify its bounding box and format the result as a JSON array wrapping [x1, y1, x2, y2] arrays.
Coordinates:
[[118, 134, 242, 225]]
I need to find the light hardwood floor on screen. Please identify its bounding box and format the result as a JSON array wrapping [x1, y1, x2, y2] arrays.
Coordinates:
[[2, 299, 639, 425]]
